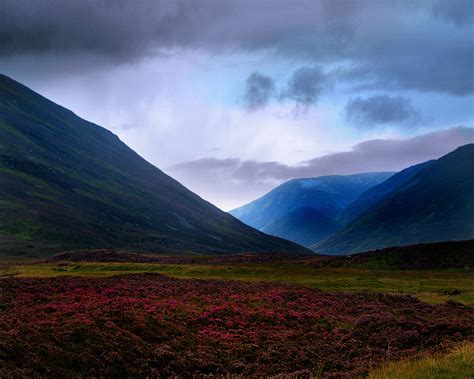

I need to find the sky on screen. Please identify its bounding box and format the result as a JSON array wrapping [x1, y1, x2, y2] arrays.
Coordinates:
[[0, 0, 473, 210]]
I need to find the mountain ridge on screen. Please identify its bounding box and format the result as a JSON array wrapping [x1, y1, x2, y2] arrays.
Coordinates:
[[230, 172, 393, 246], [313, 144, 474, 254], [337, 160, 434, 226], [0, 74, 310, 256]]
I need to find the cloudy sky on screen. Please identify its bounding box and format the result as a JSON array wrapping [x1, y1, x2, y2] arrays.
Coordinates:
[[1, 0, 473, 210]]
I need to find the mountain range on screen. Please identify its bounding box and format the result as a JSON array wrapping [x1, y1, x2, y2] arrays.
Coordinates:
[[0, 74, 308, 256], [230, 173, 393, 246], [314, 144, 474, 254], [2, 74, 472, 259], [232, 145, 474, 254]]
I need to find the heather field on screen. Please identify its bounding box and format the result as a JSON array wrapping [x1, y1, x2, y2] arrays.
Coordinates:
[[1, 273, 473, 378], [1, 249, 474, 378], [2, 254, 474, 305]]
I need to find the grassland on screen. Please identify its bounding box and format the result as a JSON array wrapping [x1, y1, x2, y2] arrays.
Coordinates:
[[1, 260, 473, 305], [369, 341, 474, 378]]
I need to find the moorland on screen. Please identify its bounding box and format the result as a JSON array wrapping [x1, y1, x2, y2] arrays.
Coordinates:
[[1, 240, 474, 377]]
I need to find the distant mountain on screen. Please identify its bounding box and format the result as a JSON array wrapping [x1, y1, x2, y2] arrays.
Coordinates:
[[337, 160, 434, 226], [261, 207, 340, 247], [0, 74, 309, 256], [314, 144, 474, 254], [230, 173, 393, 246]]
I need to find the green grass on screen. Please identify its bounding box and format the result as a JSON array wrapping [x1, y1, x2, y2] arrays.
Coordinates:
[[369, 342, 474, 378], [2, 261, 473, 305]]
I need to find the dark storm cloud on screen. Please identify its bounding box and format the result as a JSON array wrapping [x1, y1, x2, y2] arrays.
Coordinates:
[[1, 0, 472, 96], [0, 1, 189, 60], [169, 127, 474, 208], [345, 95, 422, 128], [0, 0, 326, 60], [281, 66, 326, 110], [332, 16, 474, 96], [243, 72, 275, 110]]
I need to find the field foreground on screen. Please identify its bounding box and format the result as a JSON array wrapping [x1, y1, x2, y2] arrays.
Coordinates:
[[1, 273, 473, 377]]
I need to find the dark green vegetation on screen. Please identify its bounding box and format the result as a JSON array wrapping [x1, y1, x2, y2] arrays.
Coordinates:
[[230, 172, 393, 246], [42, 239, 474, 271], [312, 239, 474, 271], [315, 144, 474, 254], [0, 74, 308, 257]]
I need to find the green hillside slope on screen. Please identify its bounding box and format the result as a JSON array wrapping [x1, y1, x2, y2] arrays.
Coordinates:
[[0, 74, 309, 256]]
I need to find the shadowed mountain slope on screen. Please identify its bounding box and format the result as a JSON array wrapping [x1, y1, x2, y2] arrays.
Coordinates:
[[230, 173, 393, 246], [0, 74, 309, 256], [337, 160, 434, 226], [261, 207, 341, 247], [314, 144, 474, 255]]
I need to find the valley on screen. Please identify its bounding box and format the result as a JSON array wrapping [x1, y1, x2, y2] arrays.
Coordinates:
[[0, 74, 473, 377]]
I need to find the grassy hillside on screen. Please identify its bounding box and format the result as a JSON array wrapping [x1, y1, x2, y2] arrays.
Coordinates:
[[0, 74, 308, 256]]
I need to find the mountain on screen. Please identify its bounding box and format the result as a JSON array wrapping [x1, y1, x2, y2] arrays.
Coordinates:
[[230, 172, 393, 246], [337, 160, 434, 226], [314, 144, 474, 254], [0, 74, 309, 256], [261, 207, 340, 247]]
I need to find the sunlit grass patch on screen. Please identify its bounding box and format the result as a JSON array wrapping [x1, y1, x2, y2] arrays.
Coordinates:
[[369, 342, 474, 379]]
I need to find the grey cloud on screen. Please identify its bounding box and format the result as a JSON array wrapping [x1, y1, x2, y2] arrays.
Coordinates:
[[169, 127, 474, 209], [281, 66, 326, 111], [0, 0, 334, 60], [432, 0, 474, 26], [243, 66, 326, 112], [243, 72, 275, 110], [336, 20, 474, 96], [0, 1, 188, 61], [168, 158, 289, 210], [345, 95, 422, 128], [1, 0, 472, 96]]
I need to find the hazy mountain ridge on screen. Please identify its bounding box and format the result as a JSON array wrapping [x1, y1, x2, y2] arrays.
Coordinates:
[[230, 172, 393, 246], [314, 144, 474, 254], [0, 74, 309, 256]]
